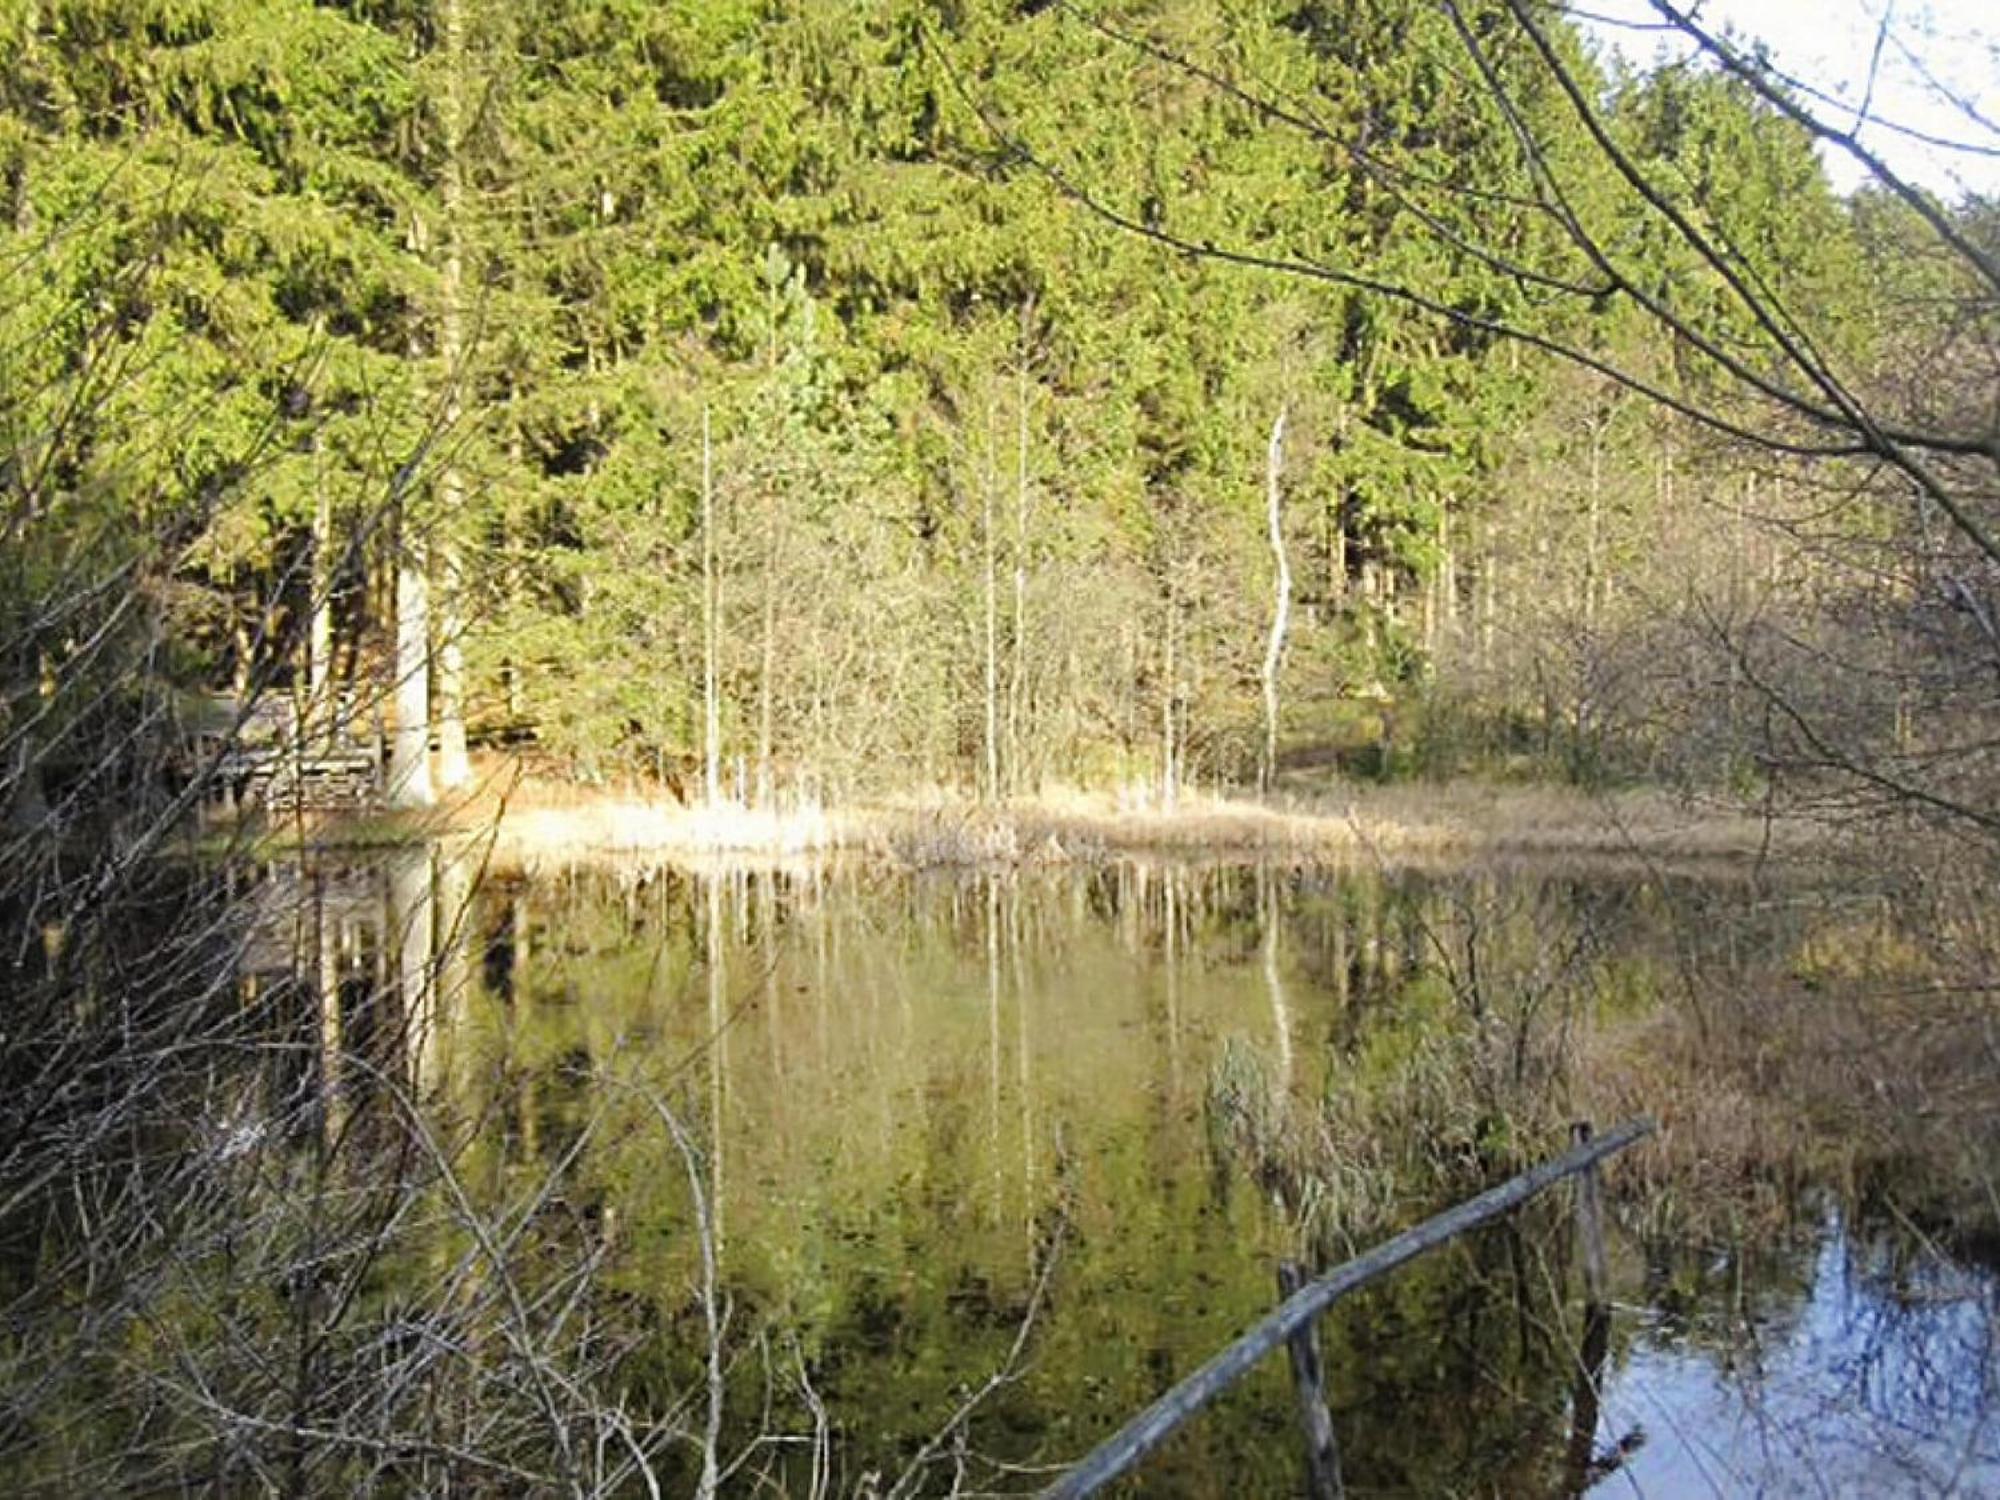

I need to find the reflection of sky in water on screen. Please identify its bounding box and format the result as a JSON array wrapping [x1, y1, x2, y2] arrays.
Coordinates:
[[1598, 1213, 2000, 1497]]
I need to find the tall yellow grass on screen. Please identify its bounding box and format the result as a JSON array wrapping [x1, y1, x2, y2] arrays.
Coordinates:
[[470, 765, 1801, 872]]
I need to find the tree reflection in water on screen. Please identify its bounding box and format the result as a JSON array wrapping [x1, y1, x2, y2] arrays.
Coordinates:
[[4, 850, 1996, 1495]]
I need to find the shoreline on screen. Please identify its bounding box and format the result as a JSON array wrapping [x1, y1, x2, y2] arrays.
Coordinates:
[[265, 761, 1811, 874]]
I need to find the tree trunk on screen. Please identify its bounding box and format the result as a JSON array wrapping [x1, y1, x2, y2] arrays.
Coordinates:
[[432, 0, 472, 792], [1260, 405, 1290, 795], [503, 393, 525, 724], [1008, 311, 1032, 799], [1440, 507, 1457, 638], [1422, 515, 1438, 659], [701, 406, 722, 806], [308, 477, 334, 748], [314, 879, 345, 1145], [389, 510, 434, 809], [981, 394, 1000, 803], [1333, 505, 1349, 607], [1585, 416, 1604, 631], [1479, 520, 1498, 673]]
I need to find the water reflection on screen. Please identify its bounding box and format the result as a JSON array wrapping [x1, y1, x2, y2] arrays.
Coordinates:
[[233, 844, 486, 1140], [1605, 1210, 2000, 1496], [221, 850, 2000, 1496], [707, 869, 727, 1255]]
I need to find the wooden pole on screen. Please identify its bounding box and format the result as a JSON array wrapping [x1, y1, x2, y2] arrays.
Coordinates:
[[1563, 1121, 1614, 1493], [1042, 1118, 1653, 1500], [1563, 1300, 1612, 1494], [1571, 1120, 1608, 1310], [1276, 1260, 1343, 1500]]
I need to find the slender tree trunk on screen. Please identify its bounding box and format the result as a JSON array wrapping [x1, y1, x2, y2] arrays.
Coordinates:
[[1330, 406, 1350, 624], [503, 392, 524, 723], [315, 879, 344, 1145], [1008, 313, 1032, 798], [1479, 520, 1498, 673], [309, 477, 334, 748], [1585, 416, 1604, 631], [701, 406, 721, 806], [1440, 507, 1457, 638], [433, 0, 471, 791], [1260, 405, 1290, 795], [1333, 505, 1349, 605], [1422, 513, 1439, 659], [389, 508, 434, 809], [981, 394, 1000, 803]]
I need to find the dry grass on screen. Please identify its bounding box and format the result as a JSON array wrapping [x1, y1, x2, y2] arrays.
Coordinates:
[[1577, 974, 2000, 1248], [495, 799, 848, 861], [448, 755, 1805, 872]]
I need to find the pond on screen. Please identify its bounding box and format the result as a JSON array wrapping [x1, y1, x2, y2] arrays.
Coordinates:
[[35, 845, 1999, 1496]]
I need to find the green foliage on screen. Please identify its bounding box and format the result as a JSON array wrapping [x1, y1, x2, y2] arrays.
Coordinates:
[[1, 0, 1911, 798]]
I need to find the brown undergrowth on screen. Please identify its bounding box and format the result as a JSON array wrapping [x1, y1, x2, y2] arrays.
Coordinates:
[[1208, 868, 2000, 1262], [1579, 963, 2000, 1252]]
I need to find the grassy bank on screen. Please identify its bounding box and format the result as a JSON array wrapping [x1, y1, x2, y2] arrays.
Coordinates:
[[280, 755, 1808, 871]]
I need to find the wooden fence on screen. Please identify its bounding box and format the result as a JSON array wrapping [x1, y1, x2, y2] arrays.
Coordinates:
[[1042, 1117, 1655, 1499]]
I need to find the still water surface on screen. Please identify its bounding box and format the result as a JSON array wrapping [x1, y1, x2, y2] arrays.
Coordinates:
[[255, 848, 1999, 1496]]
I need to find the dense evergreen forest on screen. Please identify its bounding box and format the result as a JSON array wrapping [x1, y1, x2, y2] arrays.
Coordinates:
[[4, 0, 1992, 825]]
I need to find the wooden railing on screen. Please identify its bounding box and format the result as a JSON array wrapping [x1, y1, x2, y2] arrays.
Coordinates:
[[1043, 1117, 1655, 1499]]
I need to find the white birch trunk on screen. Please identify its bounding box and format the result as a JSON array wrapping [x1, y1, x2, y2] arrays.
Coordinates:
[[432, 0, 472, 791], [1259, 406, 1290, 795]]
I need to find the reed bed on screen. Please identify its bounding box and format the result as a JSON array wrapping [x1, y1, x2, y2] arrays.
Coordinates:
[[446, 762, 1795, 872]]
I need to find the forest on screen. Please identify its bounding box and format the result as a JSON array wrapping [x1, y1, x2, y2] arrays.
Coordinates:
[[3, 0, 1999, 1494], [6, 0, 1991, 823]]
